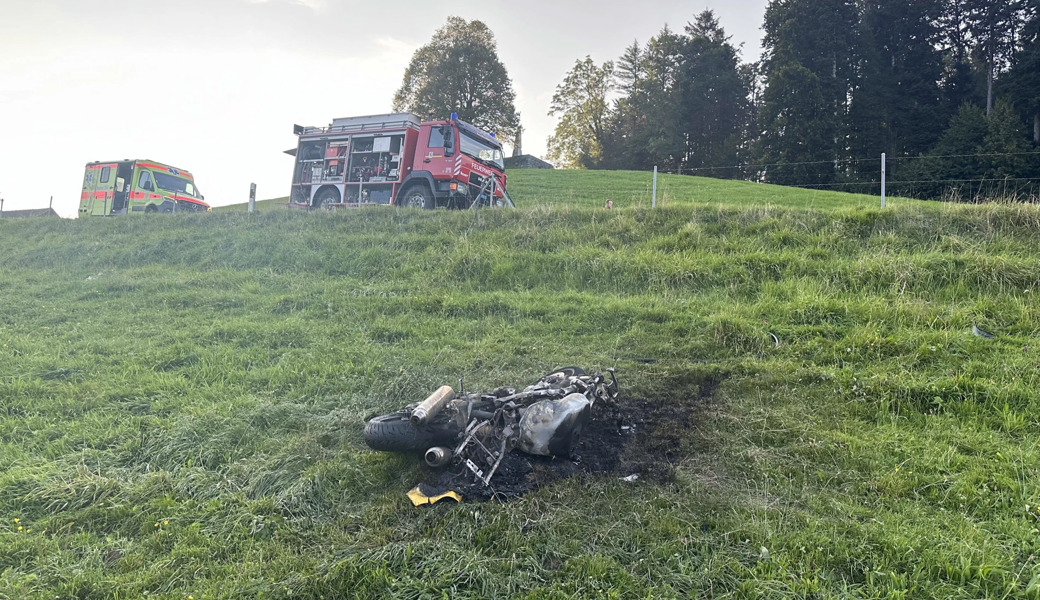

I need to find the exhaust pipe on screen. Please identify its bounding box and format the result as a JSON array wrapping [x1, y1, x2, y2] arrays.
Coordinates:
[[410, 385, 455, 427], [424, 446, 452, 468]]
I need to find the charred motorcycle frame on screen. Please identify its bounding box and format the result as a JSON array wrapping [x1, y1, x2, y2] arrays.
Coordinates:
[[364, 367, 620, 486]]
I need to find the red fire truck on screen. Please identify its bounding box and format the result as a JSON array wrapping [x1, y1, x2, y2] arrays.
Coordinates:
[[288, 113, 513, 209]]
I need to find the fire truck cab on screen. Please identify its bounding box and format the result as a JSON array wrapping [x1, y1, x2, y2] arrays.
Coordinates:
[[79, 160, 210, 216], [289, 113, 512, 209]]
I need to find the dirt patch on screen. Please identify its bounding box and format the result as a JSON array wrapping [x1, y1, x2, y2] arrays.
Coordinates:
[[420, 380, 720, 501]]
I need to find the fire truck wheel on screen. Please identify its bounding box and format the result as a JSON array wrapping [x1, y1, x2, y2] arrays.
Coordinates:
[[313, 187, 340, 209], [290, 187, 310, 205], [399, 184, 434, 209]]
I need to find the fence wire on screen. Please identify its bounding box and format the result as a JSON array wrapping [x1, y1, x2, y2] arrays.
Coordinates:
[[520, 150, 1040, 207]]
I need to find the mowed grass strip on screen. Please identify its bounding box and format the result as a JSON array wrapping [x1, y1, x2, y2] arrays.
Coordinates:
[[1, 179, 1039, 598]]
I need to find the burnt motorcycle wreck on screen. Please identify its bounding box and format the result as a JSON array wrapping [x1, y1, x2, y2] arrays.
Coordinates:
[[364, 367, 620, 491]]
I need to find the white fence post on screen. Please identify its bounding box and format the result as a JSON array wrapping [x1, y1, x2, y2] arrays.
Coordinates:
[[652, 166, 658, 208], [881, 153, 886, 208], [248, 183, 256, 213]]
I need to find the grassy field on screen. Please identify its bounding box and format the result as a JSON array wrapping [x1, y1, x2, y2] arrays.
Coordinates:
[[2, 170, 1040, 598], [216, 169, 912, 213]]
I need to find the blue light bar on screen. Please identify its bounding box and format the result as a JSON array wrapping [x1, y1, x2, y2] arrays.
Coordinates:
[[450, 112, 458, 121]]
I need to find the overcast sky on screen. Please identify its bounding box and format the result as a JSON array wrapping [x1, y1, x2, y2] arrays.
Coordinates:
[[0, 0, 768, 216]]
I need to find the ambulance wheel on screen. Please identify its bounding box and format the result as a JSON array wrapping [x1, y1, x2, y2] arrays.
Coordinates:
[[313, 187, 340, 209], [399, 184, 434, 209], [145, 204, 158, 213]]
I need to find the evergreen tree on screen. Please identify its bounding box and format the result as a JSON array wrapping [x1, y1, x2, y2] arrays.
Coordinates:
[[1004, 0, 1040, 144], [756, 62, 837, 186], [848, 0, 946, 188], [616, 41, 644, 95], [904, 103, 987, 199], [602, 26, 686, 171], [636, 27, 687, 171], [981, 99, 1032, 181], [965, 0, 1027, 115], [600, 41, 648, 170], [678, 10, 750, 178], [758, 0, 859, 186], [938, 0, 983, 115]]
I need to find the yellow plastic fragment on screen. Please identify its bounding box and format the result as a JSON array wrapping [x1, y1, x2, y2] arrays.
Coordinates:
[[407, 485, 461, 507]]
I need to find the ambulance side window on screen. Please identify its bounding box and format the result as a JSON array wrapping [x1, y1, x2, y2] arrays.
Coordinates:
[[100, 167, 111, 183], [138, 171, 154, 191]]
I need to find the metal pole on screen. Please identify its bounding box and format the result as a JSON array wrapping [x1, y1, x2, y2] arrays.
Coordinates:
[[248, 183, 256, 213], [881, 153, 886, 208], [652, 166, 658, 208]]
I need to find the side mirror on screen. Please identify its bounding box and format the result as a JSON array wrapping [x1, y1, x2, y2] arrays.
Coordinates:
[[442, 126, 455, 156]]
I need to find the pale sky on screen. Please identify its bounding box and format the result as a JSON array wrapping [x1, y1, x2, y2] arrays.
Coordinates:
[[0, 0, 768, 216]]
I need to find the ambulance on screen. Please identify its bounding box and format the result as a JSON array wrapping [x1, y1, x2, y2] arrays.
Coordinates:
[[79, 160, 210, 216]]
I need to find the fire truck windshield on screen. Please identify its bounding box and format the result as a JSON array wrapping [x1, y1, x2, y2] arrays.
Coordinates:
[[153, 172, 200, 198], [459, 131, 504, 170]]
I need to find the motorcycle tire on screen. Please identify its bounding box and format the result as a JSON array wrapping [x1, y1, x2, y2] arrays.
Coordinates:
[[547, 366, 585, 378], [364, 412, 460, 452]]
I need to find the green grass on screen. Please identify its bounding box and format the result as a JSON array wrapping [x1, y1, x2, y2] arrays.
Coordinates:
[[1, 171, 1039, 598], [218, 169, 917, 212]]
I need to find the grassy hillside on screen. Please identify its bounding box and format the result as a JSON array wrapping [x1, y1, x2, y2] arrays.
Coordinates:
[[216, 169, 915, 212], [2, 175, 1039, 598]]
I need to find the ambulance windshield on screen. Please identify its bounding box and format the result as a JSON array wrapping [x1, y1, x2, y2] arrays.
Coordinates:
[[153, 172, 200, 198]]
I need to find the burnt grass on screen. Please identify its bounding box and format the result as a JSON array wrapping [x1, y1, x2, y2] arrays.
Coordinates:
[[422, 378, 722, 501]]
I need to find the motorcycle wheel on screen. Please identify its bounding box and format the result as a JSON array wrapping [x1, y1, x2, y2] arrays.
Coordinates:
[[364, 412, 460, 452], [543, 366, 585, 379]]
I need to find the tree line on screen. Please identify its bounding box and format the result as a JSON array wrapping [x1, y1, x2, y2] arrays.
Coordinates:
[[393, 6, 1039, 201], [547, 0, 1040, 201]]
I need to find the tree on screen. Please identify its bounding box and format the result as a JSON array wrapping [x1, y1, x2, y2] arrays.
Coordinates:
[[616, 40, 644, 95], [848, 0, 945, 183], [602, 26, 687, 171], [393, 16, 520, 140], [678, 10, 750, 177], [1005, 0, 1040, 143], [903, 103, 987, 199], [758, 0, 860, 186], [981, 99, 1032, 180], [756, 62, 838, 186], [965, 0, 1027, 115], [546, 57, 615, 169], [938, 0, 982, 114]]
